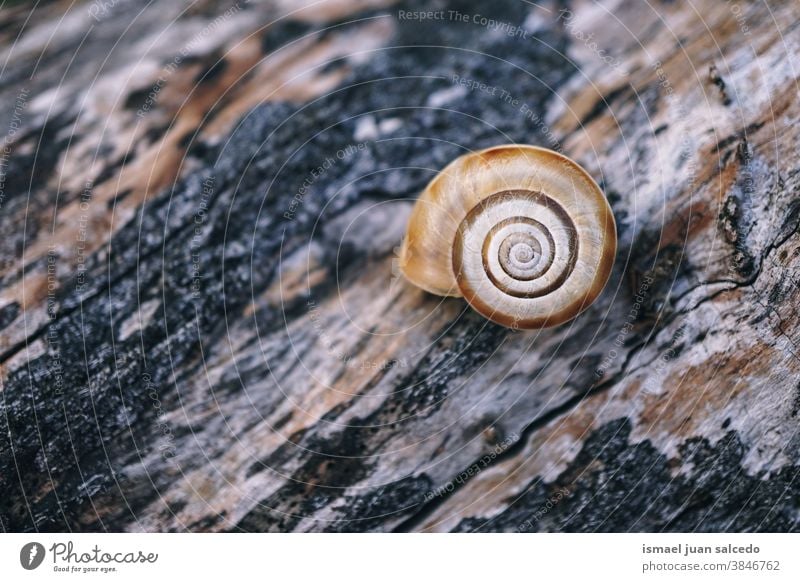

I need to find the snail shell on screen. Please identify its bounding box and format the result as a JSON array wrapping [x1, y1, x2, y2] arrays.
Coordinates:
[[399, 145, 616, 329]]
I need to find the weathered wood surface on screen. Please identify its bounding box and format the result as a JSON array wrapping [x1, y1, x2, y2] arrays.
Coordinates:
[[0, 0, 799, 532]]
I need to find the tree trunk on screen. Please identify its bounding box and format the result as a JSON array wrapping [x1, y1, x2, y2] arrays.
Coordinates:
[[1, 0, 799, 532]]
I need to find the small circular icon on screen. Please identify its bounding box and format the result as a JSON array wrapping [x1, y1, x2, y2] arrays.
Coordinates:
[[20, 542, 45, 570]]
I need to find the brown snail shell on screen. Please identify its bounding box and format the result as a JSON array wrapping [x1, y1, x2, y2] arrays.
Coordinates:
[[399, 145, 616, 329]]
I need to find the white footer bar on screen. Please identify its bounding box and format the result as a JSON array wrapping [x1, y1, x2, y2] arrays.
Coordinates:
[[1, 533, 797, 581]]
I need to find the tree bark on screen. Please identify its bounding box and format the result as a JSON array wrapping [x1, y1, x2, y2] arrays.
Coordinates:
[[0, 0, 799, 532]]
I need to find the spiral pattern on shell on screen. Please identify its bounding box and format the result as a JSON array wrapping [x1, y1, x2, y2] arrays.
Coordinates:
[[400, 145, 616, 329], [456, 189, 577, 294]]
